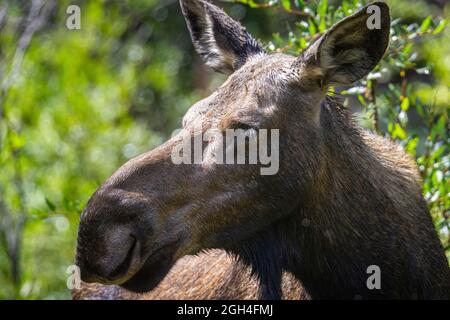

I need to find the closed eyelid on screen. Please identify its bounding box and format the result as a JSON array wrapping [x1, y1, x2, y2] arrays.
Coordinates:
[[223, 118, 259, 131], [234, 122, 258, 130]]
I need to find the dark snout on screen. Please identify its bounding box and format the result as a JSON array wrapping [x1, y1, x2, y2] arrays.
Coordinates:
[[76, 222, 142, 284], [75, 187, 180, 292], [75, 189, 151, 285]]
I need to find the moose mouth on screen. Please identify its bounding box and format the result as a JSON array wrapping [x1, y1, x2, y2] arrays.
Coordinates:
[[118, 240, 180, 293]]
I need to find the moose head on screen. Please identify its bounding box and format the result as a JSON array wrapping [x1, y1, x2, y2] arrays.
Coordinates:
[[76, 0, 392, 296]]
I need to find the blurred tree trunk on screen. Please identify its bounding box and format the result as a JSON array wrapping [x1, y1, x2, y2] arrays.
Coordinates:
[[0, 191, 25, 297], [0, 0, 55, 298]]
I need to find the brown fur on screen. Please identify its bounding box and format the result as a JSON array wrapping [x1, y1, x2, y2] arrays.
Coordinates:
[[74, 1, 450, 300], [73, 249, 307, 300]]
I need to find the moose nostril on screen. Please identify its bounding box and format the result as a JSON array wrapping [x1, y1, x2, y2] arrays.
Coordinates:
[[76, 233, 140, 284], [104, 235, 140, 281]]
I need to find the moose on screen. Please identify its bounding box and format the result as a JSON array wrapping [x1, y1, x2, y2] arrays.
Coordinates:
[[74, 0, 450, 300]]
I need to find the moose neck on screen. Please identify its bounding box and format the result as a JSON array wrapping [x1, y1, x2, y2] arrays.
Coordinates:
[[228, 97, 422, 299]]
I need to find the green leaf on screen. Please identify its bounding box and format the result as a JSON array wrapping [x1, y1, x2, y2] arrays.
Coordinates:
[[431, 115, 447, 139], [433, 19, 446, 35], [9, 132, 26, 150], [419, 16, 432, 33], [388, 122, 394, 134], [405, 137, 419, 157], [432, 145, 446, 161], [295, 0, 305, 9], [318, 0, 328, 19], [308, 18, 317, 35], [400, 97, 409, 111], [29, 208, 51, 220], [45, 197, 56, 211], [319, 19, 327, 32], [392, 123, 407, 140], [299, 37, 307, 49], [282, 0, 291, 11], [243, 0, 261, 9], [357, 94, 367, 106], [402, 43, 413, 55]]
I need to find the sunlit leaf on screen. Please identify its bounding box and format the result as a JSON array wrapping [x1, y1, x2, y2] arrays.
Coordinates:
[[400, 97, 410, 111], [282, 0, 291, 11], [419, 16, 432, 33]]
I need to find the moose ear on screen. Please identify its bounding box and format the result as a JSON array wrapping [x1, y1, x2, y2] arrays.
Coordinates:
[[180, 0, 265, 74], [299, 2, 390, 85]]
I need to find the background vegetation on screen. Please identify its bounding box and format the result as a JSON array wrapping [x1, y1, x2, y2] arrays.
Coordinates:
[[0, 0, 448, 299]]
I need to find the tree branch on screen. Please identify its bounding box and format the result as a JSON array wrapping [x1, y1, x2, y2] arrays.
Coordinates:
[[0, 0, 55, 122]]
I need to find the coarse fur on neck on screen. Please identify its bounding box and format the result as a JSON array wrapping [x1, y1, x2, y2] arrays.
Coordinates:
[[227, 96, 450, 299]]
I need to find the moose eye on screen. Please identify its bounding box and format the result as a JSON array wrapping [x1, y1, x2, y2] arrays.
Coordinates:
[[227, 120, 258, 131], [236, 122, 257, 131]]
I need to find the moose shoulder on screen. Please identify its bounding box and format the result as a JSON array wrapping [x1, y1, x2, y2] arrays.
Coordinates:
[[74, 0, 450, 300]]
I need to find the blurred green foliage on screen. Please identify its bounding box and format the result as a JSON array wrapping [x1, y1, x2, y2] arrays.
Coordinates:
[[0, 0, 448, 299]]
